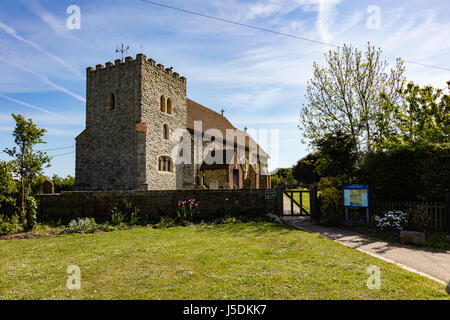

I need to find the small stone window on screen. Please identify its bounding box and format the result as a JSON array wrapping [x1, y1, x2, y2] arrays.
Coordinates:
[[162, 123, 169, 140], [107, 92, 115, 110], [167, 98, 172, 114], [158, 156, 173, 172], [160, 95, 166, 112]]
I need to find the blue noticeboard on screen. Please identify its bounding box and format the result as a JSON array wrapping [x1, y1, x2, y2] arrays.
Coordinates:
[[343, 184, 369, 208]]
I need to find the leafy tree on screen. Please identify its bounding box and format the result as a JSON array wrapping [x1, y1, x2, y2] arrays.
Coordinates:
[[3, 114, 50, 227], [358, 145, 449, 201], [292, 153, 320, 185], [271, 168, 297, 187], [270, 174, 282, 188], [300, 43, 405, 151], [313, 131, 357, 179], [380, 82, 450, 149], [52, 174, 75, 193], [30, 175, 47, 194], [0, 161, 17, 212]]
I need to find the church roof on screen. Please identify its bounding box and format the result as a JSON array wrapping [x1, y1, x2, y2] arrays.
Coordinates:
[[186, 99, 269, 158]]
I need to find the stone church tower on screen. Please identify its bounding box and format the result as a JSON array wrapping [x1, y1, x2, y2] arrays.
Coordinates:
[[75, 54, 271, 191], [75, 54, 189, 191]]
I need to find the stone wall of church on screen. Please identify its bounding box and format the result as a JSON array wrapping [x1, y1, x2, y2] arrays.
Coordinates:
[[75, 54, 191, 191], [203, 169, 229, 189], [139, 55, 189, 190], [75, 56, 142, 190], [75, 53, 269, 192]]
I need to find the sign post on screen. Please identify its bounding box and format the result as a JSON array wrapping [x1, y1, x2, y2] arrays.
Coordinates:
[[342, 184, 370, 224]]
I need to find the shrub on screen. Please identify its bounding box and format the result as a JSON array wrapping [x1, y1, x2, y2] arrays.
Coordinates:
[[317, 176, 346, 226], [138, 212, 160, 226], [374, 211, 408, 232], [111, 209, 125, 226], [23, 195, 38, 231], [0, 214, 24, 235], [408, 205, 432, 232], [223, 216, 237, 224], [176, 199, 200, 222], [68, 218, 98, 233], [110, 198, 140, 226], [266, 213, 283, 224], [155, 216, 177, 228]]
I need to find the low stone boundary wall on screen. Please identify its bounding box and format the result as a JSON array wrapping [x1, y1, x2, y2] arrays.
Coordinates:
[[35, 189, 277, 222]]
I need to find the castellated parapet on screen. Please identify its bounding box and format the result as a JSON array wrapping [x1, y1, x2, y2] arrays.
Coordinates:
[[85, 54, 186, 84], [76, 53, 188, 191]]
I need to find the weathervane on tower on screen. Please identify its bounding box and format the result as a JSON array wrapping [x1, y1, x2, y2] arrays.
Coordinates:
[[115, 43, 130, 61]]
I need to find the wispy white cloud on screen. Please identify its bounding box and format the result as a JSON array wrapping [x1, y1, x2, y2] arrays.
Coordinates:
[[231, 116, 298, 125], [243, 0, 305, 21], [19, 0, 68, 36], [0, 21, 83, 79], [0, 112, 84, 127], [315, 0, 341, 45], [224, 87, 284, 110], [6, 62, 86, 103], [0, 94, 57, 116]]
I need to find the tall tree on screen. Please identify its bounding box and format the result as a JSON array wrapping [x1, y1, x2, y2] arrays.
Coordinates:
[[292, 153, 320, 185], [313, 130, 357, 179], [3, 114, 50, 219], [300, 43, 405, 151], [380, 81, 450, 149]]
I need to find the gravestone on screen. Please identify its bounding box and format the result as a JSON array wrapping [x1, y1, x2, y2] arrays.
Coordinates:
[[43, 180, 54, 194]]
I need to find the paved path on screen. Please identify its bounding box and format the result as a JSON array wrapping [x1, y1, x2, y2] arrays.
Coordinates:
[[283, 216, 450, 285]]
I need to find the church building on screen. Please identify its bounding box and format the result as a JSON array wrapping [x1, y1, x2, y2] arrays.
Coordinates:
[[75, 54, 271, 191]]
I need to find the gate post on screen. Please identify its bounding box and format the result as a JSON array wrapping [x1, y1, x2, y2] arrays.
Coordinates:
[[310, 185, 320, 222], [445, 192, 450, 234], [276, 184, 285, 216]]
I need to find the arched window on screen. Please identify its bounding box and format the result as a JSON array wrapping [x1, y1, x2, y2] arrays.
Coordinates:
[[160, 95, 166, 112], [162, 123, 169, 140], [107, 92, 115, 110], [158, 156, 173, 172], [167, 98, 172, 114]]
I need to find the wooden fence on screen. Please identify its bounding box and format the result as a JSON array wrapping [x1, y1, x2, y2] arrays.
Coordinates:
[[372, 200, 446, 232]]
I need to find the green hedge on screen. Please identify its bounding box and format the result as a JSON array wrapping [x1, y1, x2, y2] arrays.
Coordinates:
[[357, 145, 449, 201]]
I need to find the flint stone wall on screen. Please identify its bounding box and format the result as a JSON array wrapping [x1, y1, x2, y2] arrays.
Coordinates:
[[35, 189, 277, 222]]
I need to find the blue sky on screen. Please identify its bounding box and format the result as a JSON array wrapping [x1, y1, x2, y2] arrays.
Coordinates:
[[0, 0, 449, 177]]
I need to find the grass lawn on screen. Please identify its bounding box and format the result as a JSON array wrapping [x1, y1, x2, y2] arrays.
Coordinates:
[[0, 222, 448, 300]]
